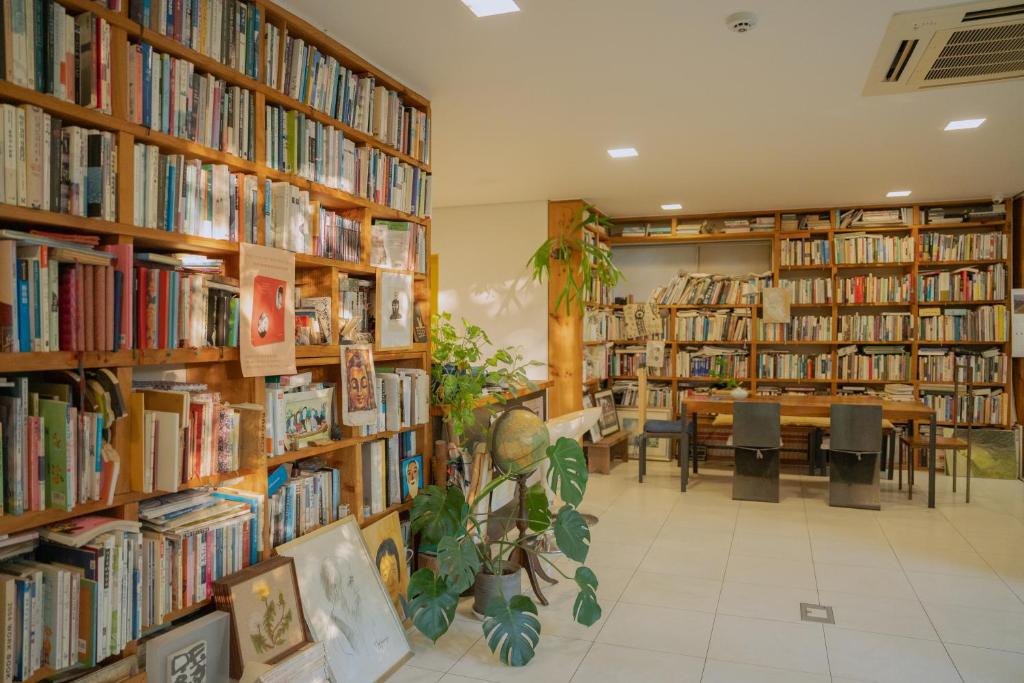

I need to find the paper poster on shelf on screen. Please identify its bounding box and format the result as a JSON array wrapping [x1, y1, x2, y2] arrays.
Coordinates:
[[341, 344, 379, 426], [762, 287, 791, 323], [240, 243, 296, 377], [1013, 289, 1024, 357], [379, 272, 414, 349]]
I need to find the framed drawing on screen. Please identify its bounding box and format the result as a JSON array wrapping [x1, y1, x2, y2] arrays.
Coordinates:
[[400, 455, 423, 500], [593, 389, 620, 437], [361, 511, 409, 620], [276, 516, 412, 683], [378, 272, 414, 349], [144, 611, 230, 683], [212, 555, 312, 679], [582, 394, 601, 442], [283, 386, 335, 451], [341, 344, 378, 426], [618, 408, 671, 460]]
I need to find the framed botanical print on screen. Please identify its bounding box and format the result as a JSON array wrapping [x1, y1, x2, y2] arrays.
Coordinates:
[[592, 389, 620, 437], [212, 555, 312, 679], [145, 611, 230, 683]]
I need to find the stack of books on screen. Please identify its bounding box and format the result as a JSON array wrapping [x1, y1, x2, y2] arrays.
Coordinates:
[[268, 461, 344, 547], [780, 276, 832, 304], [837, 345, 910, 381], [838, 312, 913, 342], [2, 3, 113, 113], [780, 239, 830, 266], [917, 348, 1006, 384], [834, 233, 914, 264], [925, 203, 1004, 224], [129, 0, 262, 79], [917, 265, 1006, 303], [918, 232, 1008, 262], [126, 44, 255, 160], [839, 207, 911, 228], [836, 273, 910, 304], [652, 272, 770, 306], [132, 144, 259, 242], [0, 106, 117, 219], [918, 305, 1007, 342]]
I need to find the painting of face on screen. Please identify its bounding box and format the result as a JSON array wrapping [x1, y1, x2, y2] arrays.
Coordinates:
[[400, 456, 423, 500], [345, 348, 375, 412]]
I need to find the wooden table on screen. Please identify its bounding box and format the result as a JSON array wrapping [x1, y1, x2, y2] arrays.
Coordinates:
[[680, 395, 940, 508]]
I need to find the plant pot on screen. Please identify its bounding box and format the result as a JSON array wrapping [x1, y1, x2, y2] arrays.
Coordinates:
[[473, 564, 522, 617], [730, 387, 749, 400]]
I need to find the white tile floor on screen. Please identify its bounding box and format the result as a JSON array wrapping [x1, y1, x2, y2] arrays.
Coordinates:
[[396, 461, 1024, 682]]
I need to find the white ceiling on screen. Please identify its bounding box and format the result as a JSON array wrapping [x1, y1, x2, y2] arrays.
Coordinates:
[[280, 0, 1024, 217]]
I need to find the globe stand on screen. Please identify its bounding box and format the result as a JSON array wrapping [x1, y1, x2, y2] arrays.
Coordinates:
[[511, 474, 558, 606]]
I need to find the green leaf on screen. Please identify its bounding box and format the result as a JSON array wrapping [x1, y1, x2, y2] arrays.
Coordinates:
[[406, 569, 460, 642], [437, 536, 481, 593], [482, 594, 541, 667], [411, 486, 468, 544], [553, 505, 591, 563], [546, 437, 588, 507], [525, 484, 552, 533], [572, 566, 602, 626]]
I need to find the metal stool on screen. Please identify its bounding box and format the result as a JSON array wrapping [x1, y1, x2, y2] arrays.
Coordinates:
[[823, 405, 883, 510], [639, 419, 690, 491], [728, 402, 782, 503]]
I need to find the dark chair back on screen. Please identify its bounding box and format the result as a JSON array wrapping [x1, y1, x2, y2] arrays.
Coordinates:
[[733, 402, 781, 449], [830, 404, 883, 453]]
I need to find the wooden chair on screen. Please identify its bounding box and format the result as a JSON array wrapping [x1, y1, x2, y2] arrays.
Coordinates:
[[636, 368, 691, 490]]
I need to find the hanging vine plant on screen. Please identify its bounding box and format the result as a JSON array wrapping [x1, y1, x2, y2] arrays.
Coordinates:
[[527, 204, 624, 315]]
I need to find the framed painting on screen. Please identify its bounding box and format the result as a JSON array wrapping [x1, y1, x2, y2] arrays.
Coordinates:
[[212, 555, 312, 679], [378, 271, 414, 349], [582, 394, 601, 443], [361, 511, 409, 620], [145, 611, 230, 683], [276, 516, 412, 683], [593, 389, 620, 437], [618, 407, 671, 460], [400, 455, 423, 500], [341, 344, 378, 426]]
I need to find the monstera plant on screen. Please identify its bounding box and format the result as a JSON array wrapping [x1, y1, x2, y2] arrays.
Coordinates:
[[405, 436, 599, 667]]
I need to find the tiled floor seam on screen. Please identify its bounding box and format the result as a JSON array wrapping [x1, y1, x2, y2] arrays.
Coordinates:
[[801, 485, 833, 683], [699, 500, 740, 682]]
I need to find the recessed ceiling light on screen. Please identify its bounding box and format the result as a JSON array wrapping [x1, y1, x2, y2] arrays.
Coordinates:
[[461, 0, 520, 17], [886, 190, 912, 198], [607, 147, 638, 158], [944, 118, 986, 131], [661, 203, 683, 210]]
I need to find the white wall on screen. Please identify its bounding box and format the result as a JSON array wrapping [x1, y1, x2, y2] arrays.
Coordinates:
[[433, 201, 549, 380], [613, 242, 773, 300]]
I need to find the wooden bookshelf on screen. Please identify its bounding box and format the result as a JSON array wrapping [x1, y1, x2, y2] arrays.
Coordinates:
[[0, 0, 433, 679], [551, 200, 1013, 429]]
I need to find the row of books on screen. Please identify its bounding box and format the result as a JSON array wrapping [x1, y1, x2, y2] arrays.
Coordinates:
[[2, 2, 112, 113], [0, 106, 118, 220], [759, 315, 832, 342], [268, 29, 430, 162], [370, 220, 428, 273], [295, 296, 330, 346], [675, 309, 750, 342], [267, 185, 367, 262], [780, 276, 832, 304], [924, 203, 1005, 224], [675, 347, 749, 379], [756, 351, 833, 380], [339, 275, 374, 341], [132, 144, 260, 243], [781, 212, 831, 231], [583, 309, 624, 342], [836, 273, 910, 304], [361, 434, 421, 517], [917, 265, 1006, 303], [353, 369, 430, 437], [0, 370, 123, 516], [651, 272, 771, 306], [583, 231, 614, 305], [315, 207, 362, 262], [607, 346, 671, 377], [918, 305, 1007, 342], [139, 487, 261, 616], [833, 233, 914, 264], [265, 105, 356, 193], [356, 146, 432, 217], [917, 348, 1006, 384], [838, 312, 913, 342], [129, 0, 262, 80], [918, 232, 1007, 262], [268, 462, 343, 548], [780, 239, 830, 266], [264, 374, 335, 456], [134, 254, 240, 350], [618, 222, 670, 237], [836, 345, 910, 381], [126, 43, 255, 160], [613, 381, 672, 408], [839, 207, 911, 228], [131, 383, 262, 493], [921, 387, 1008, 425]]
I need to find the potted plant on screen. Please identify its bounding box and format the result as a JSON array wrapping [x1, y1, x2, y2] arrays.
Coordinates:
[[713, 369, 749, 400], [527, 204, 624, 315], [405, 426, 600, 667], [431, 312, 538, 440]]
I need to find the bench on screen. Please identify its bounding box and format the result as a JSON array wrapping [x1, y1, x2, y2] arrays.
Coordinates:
[[585, 431, 629, 474]]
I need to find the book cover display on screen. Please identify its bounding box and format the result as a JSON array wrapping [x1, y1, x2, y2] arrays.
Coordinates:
[[240, 244, 296, 377]]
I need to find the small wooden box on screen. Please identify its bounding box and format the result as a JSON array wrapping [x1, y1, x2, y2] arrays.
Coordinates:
[[586, 431, 629, 474]]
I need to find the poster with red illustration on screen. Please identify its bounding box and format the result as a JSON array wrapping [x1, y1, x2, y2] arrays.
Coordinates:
[[240, 243, 296, 377]]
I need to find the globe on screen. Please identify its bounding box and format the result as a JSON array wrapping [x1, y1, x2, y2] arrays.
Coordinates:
[[488, 407, 550, 475]]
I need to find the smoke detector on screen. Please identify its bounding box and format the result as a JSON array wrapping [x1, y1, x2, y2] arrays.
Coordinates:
[[726, 11, 758, 33]]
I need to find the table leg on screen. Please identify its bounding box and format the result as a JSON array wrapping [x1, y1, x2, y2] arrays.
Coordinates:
[[691, 412, 699, 474], [928, 413, 937, 508]]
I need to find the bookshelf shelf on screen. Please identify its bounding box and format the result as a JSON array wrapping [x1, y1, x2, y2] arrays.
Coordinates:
[[360, 500, 414, 529], [917, 221, 1006, 231], [0, 492, 149, 536], [918, 259, 1006, 266], [265, 439, 363, 468], [834, 262, 913, 269]]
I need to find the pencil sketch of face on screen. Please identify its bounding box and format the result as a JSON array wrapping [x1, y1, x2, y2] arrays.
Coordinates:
[[320, 559, 362, 656]]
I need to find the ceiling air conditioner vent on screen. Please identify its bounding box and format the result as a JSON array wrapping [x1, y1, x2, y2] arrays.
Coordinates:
[[864, 1, 1024, 94]]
